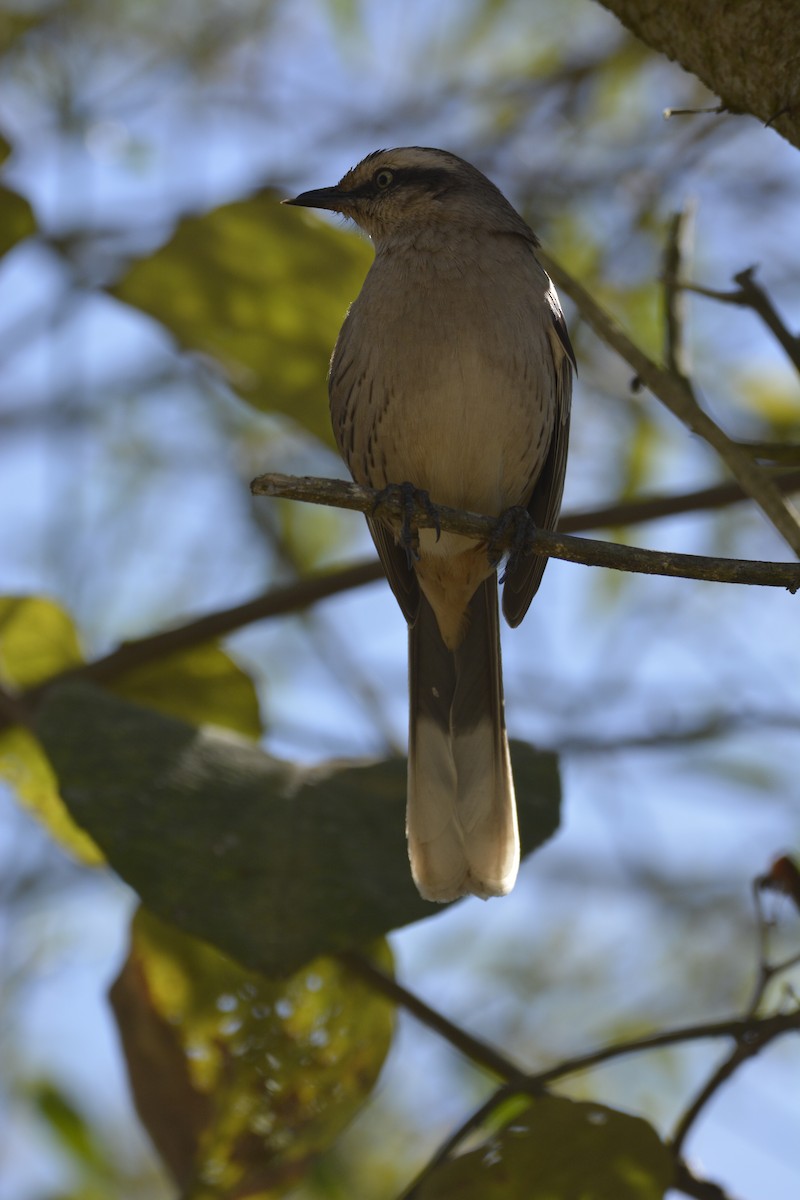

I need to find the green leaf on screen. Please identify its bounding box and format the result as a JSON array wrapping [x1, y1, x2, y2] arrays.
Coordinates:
[[110, 191, 373, 445], [0, 183, 35, 257], [0, 11, 44, 55], [30, 1081, 111, 1176], [416, 1095, 674, 1199], [35, 683, 561, 975], [0, 727, 103, 864], [0, 597, 101, 861], [0, 595, 83, 688], [110, 908, 393, 1197], [112, 642, 262, 738]]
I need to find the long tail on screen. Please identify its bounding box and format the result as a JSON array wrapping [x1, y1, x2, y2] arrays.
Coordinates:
[[407, 579, 519, 902]]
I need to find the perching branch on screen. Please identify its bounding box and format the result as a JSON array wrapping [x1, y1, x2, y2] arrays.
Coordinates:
[[251, 472, 800, 591], [0, 468, 794, 735], [538, 250, 800, 558]]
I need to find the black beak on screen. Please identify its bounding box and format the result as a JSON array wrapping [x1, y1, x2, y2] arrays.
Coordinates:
[[282, 185, 350, 213]]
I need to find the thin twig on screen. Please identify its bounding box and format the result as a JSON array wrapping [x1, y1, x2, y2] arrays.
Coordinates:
[[538, 251, 800, 557], [673, 1160, 739, 1200], [338, 951, 530, 1086], [341, 949, 800, 1091], [734, 444, 800, 467], [560, 468, 800, 529], [343, 952, 798, 1200], [662, 206, 694, 378], [251, 472, 800, 590], [21, 562, 385, 706], [398, 1083, 519, 1199], [669, 877, 800, 1156], [683, 266, 800, 375], [401, 1080, 739, 1200]]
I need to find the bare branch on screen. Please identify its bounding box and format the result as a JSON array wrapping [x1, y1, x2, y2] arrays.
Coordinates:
[[683, 266, 800, 376], [398, 1083, 519, 1199], [2, 469, 797, 735], [341, 949, 800, 1091], [346, 944, 798, 1200], [673, 1161, 739, 1200], [338, 951, 530, 1086], [560, 468, 800, 530], [662, 206, 695, 378], [21, 561, 385, 707], [538, 251, 800, 558], [252, 472, 800, 590]]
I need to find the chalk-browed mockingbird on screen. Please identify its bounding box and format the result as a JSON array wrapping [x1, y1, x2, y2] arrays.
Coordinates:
[[286, 147, 574, 902]]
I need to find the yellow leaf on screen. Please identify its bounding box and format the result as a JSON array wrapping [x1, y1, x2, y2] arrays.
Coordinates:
[[110, 909, 394, 1197], [0, 727, 102, 864], [112, 642, 262, 738], [0, 595, 83, 689], [111, 191, 373, 445]]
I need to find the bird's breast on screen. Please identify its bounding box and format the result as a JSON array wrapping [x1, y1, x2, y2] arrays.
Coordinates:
[[329, 246, 558, 517]]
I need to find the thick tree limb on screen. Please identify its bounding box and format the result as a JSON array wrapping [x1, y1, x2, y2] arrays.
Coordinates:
[[538, 251, 800, 558], [251, 472, 800, 590], [595, 0, 800, 152]]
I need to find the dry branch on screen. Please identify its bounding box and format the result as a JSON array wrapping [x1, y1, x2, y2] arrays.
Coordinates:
[[538, 250, 800, 559], [251, 471, 800, 591]]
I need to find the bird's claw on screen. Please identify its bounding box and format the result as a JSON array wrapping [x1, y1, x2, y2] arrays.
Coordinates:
[[372, 482, 440, 567], [489, 505, 534, 582]]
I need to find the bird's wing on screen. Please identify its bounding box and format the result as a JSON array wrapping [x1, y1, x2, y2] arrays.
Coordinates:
[[502, 294, 574, 627], [367, 516, 421, 625]]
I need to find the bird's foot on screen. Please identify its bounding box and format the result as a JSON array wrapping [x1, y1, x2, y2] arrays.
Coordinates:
[[372, 482, 440, 566], [489, 505, 534, 582]]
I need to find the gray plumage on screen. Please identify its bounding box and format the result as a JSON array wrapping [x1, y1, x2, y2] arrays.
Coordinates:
[[286, 147, 574, 901]]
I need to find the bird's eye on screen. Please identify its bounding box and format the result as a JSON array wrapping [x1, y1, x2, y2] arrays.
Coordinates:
[[374, 169, 394, 189]]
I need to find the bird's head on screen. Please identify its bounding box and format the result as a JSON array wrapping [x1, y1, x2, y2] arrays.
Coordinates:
[[284, 147, 535, 247]]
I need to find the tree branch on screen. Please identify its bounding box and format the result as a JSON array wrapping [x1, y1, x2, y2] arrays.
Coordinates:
[[683, 266, 800, 376], [3, 469, 797, 731], [595, 0, 800, 152], [538, 250, 800, 558], [21, 561, 385, 707], [1, 472, 796, 734], [344, 946, 799, 1200], [662, 206, 694, 379], [560, 468, 800, 530], [251, 472, 800, 590], [338, 951, 530, 1087], [342, 949, 800, 1092]]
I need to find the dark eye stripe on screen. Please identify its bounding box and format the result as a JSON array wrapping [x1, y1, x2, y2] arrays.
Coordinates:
[[350, 166, 457, 200]]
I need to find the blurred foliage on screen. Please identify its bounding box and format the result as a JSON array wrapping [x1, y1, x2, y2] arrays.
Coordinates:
[[112, 641, 263, 737], [0, 181, 34, 255], [0, 596, 101, 860], [111, 194, 373, 446], [0, 597, 262, 861], [416, 1096, 673, 1199], [0, 596, 83, 688], [35, 682, 560, 975], [110, 908, 394, 1198]]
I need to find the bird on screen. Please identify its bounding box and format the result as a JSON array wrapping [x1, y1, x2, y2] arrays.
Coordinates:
[[285, 147, 574, 903]]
